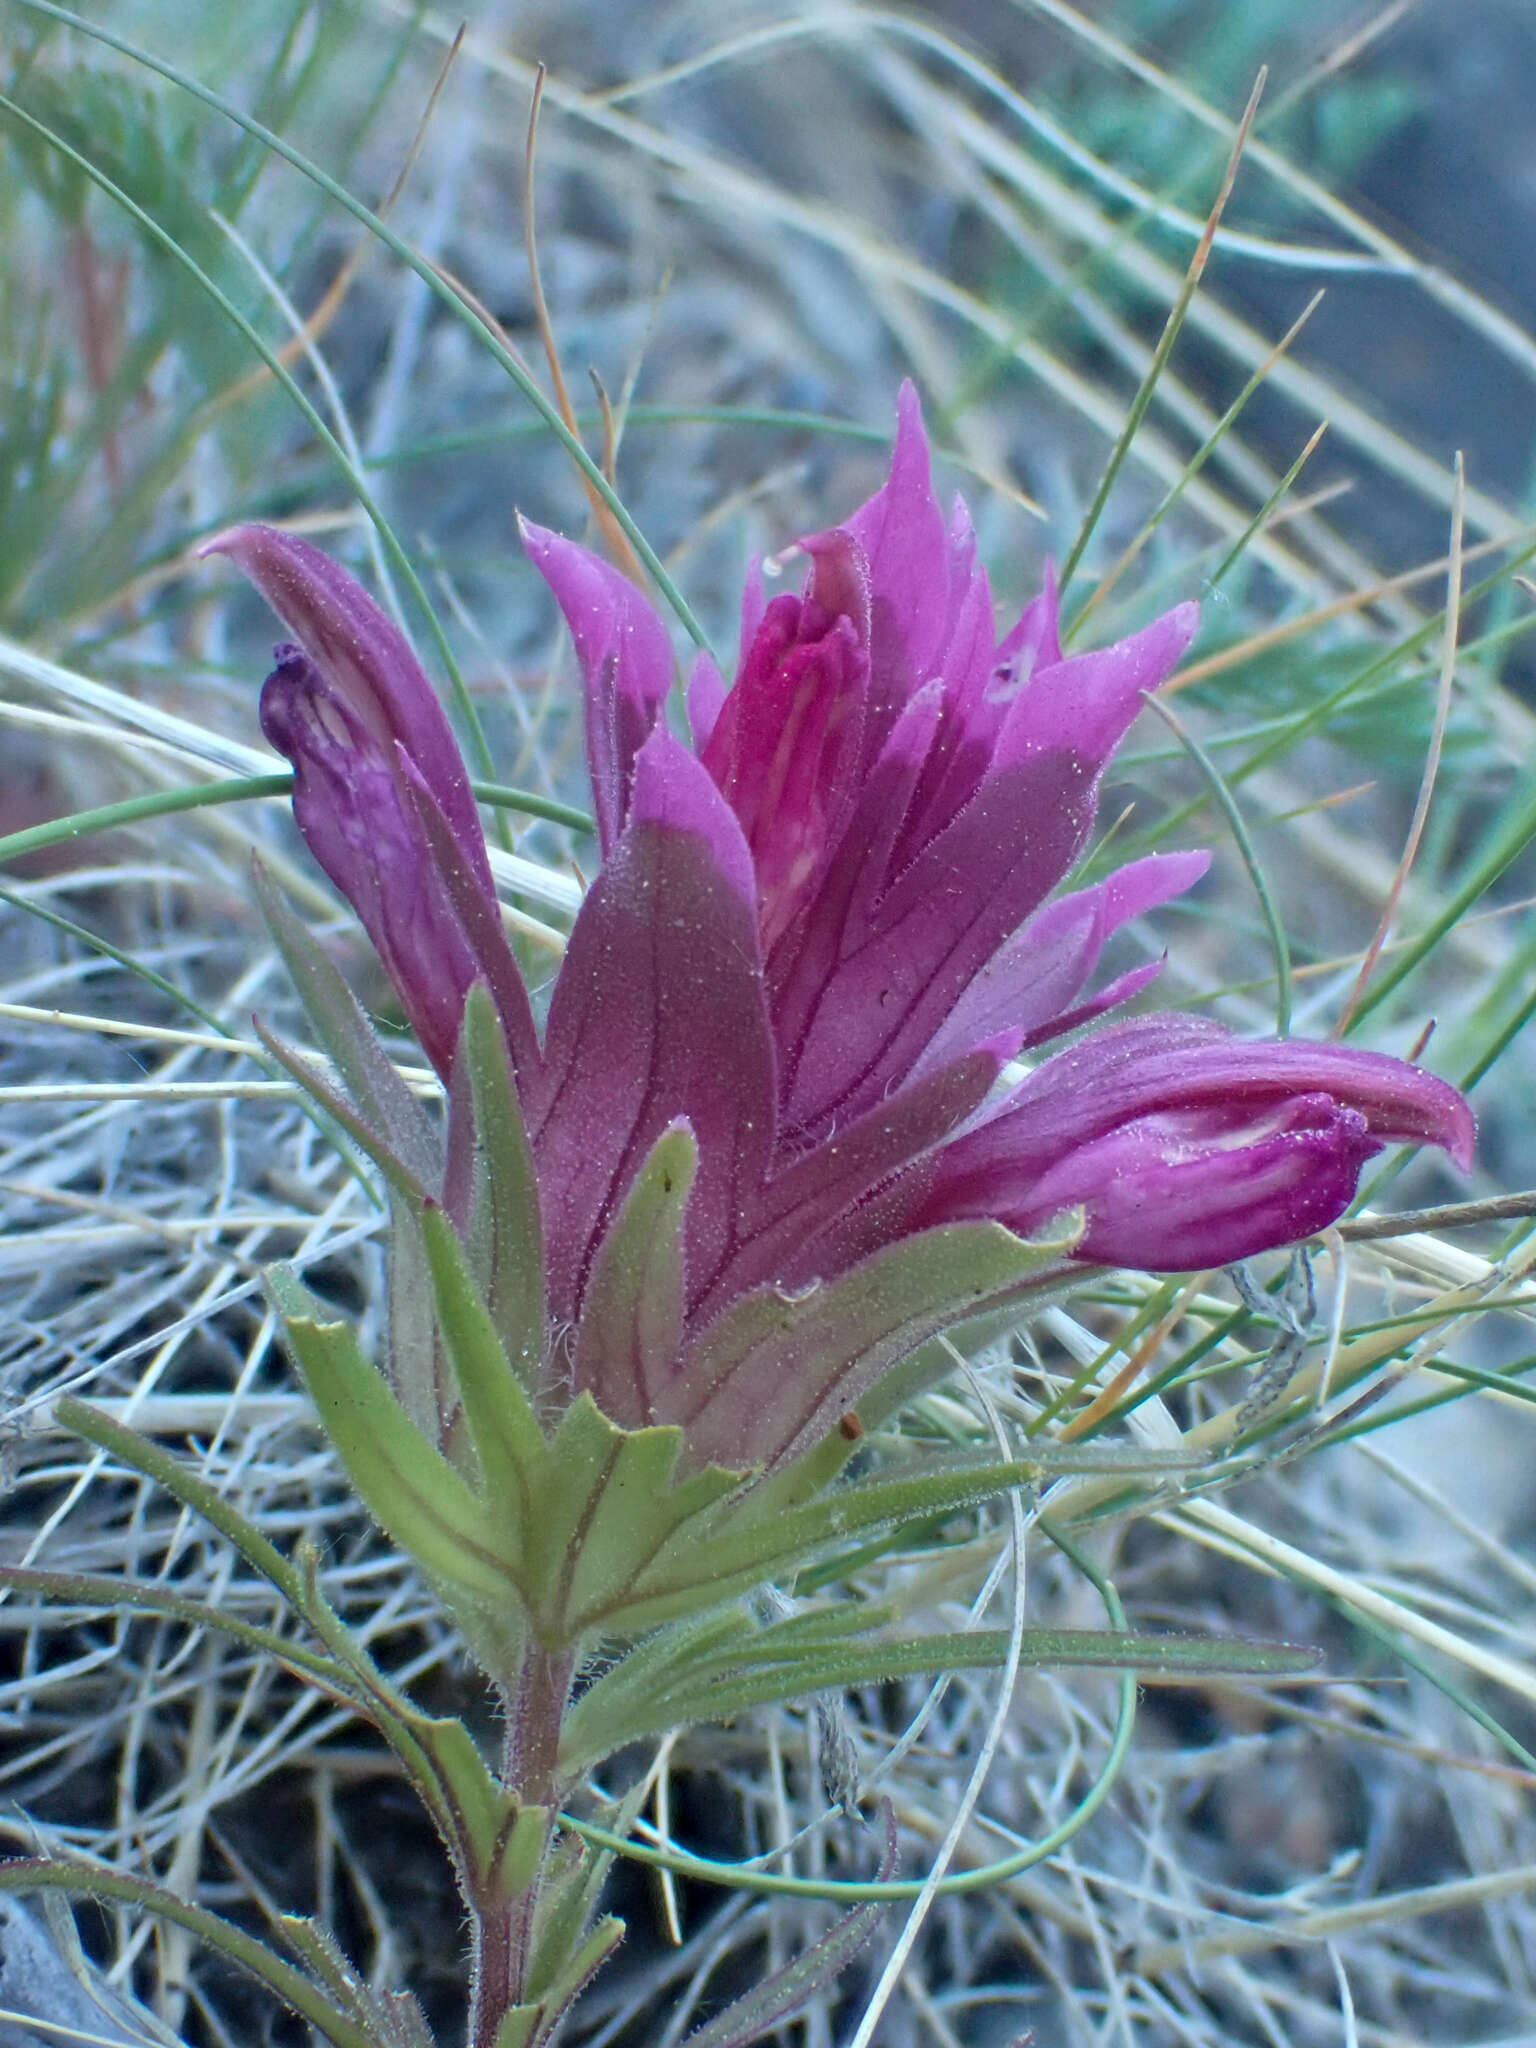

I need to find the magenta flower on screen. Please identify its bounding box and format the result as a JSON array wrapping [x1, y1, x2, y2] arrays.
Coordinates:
[[226, 388, 1473, 1472], [206, 525, 542, 1093]]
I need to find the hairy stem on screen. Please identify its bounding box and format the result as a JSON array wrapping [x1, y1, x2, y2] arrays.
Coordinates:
[[468, 1642, 575, 2048], [504, 1640, 575, 1810]]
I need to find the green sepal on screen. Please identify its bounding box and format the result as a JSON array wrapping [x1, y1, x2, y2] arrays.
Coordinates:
[[680, 1218, 1079, 1470], [269, 1265, 515, 1608], [418, 1200, 548, 1527], [572, 1122, 696, 1430], [457, 983, 545, 1383]]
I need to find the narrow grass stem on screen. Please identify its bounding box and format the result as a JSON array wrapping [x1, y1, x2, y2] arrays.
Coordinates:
[[1057, 68, 1265, 597], [1141, 690, 1294, 1034], [1337, 1192, 1536, 1242], [1338, 451, 1466, 1033], [1067, 289, 1324, 640], [1205, 417, 1329, 593], [0, 772, 592, 875]]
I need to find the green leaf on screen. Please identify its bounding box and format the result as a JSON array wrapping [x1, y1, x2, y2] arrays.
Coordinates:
[[731, 1427, 859, 1519], [0, 1859, 376, 2048], [0, 1563, 347, 1693], [457, 983, 545, 1384], [620, 1453, 1054, 1632], [532, 1914, 624, 2036], [55, 1397, 303, 1606], [676, 1861, 885, 2048], [256, 1018, 433, 1209], [272, 1542, 533, 1882], [271, 1917, 373, 2026], [642, 1626, 1320, 1732], [32, 1418, 518, 1869], [573, 1122, 695, 1431], [560, 1601, 888, 1771], [273, 1917, 433, 2048], [491, 2010, 540, 2048], [523, 1783, 648, 2008], [521, 1395, 741, 1642], [491, 1805, 555, 1902], [557, 1609, 751, 1771], [576, 1601, 903, 1743], [401, 1710, 534, 1891], [269, 1266, 515, 1608], [418, 1202, 548, 1529], [564, 1619, 1320, 1769], [253, 859, 441, 1186]]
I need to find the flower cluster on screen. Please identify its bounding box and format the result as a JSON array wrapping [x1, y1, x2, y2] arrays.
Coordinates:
[[216, 387, 1472, 1475]]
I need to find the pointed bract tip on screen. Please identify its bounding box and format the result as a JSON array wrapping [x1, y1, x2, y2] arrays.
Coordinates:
[[197, 520, 348, 593], [1163, 599, 1201, 664], [894, 376, 925, 431], [521, 521, 675, 853], [1154, 846, 1213, 889], [890, 378, 933, 473], [627, 727, 759, 912], [1431, 1083, 1478, 1174], [198, 523, 254, 564]]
